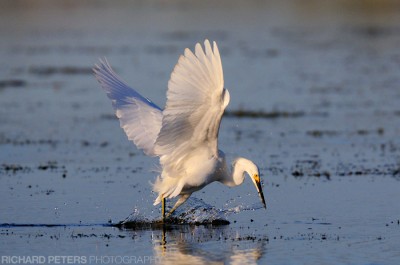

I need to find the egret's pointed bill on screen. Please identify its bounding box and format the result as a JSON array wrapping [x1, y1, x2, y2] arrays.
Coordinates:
[[253, 174, 266, 209]]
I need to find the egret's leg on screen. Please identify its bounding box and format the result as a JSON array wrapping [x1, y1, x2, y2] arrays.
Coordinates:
[[161, 196, 166, 221], [166, 194, 191, 218]]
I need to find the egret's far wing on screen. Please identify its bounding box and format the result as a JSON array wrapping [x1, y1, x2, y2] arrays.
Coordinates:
[[94, 59, 162, 156], [154, 40, 230, 173]]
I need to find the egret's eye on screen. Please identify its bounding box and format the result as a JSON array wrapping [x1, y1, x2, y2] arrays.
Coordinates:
[[253, 174, 260, 183]]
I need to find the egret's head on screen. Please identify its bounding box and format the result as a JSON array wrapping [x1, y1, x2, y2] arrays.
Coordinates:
[[234, 158, 267, 209]]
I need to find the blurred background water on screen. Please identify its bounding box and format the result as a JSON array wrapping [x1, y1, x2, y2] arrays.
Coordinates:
[[1, 1, 400, 264]]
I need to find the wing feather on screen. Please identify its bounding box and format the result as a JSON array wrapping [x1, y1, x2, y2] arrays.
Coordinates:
[[93, 59, 162, 156], [154, 40, 229, 175]]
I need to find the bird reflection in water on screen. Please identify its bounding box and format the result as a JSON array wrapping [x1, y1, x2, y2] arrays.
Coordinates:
[[150, 225, 266, 265]]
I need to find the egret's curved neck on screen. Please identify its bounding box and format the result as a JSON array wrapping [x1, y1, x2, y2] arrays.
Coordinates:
[[222, 158, 248, 187]]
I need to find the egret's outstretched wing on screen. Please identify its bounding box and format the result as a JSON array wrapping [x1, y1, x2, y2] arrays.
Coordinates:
[[94, 59, 162, 156], [155, 40, 230, 174]]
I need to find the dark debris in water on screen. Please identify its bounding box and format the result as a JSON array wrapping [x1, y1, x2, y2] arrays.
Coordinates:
[[336, 163, 400, 178], [291, 232, 340, 241], [100, 113, 117, 120], [0, 136, 58, 147], [291, 159, 331, 180], [292, 170, 331, 180], [307, 128, 385, 138], [116, 218, 230, 230], [307, 130, 339, 138], [1, 161, 67, 176], [352, 25, 400, 39], [1, 164, 31, 174], [29, 66, 93, 76], [71, 233, 121, 239], [283, 159, 400, 180], [0, 79, 26, 89], [38, 161, 59, 171]]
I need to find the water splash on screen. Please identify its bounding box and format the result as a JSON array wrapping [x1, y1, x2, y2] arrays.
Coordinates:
[[119, 197, 264, 228], [223, 201, 266, 215], [121, 208, 152, 224], [119, 197, 228, 228], [169, 197, 228, 224]]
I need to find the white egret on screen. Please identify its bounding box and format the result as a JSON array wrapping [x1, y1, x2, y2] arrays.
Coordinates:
[[94, 40, 266, 221]]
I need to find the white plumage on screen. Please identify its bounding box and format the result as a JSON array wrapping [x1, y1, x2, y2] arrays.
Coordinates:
[[93, 59, 162, 156], [94, 40, 266, 219]]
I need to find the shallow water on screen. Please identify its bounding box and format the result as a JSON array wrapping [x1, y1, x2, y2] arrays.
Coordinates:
[[1, 1, 400, 264]]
